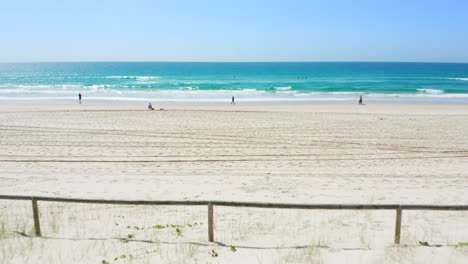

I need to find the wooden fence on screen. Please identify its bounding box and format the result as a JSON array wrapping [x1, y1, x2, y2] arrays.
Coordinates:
[[1, 195, 467, 244]]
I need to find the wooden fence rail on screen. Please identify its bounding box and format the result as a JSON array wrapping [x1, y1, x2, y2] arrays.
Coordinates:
[[1, 195, 467, 244]]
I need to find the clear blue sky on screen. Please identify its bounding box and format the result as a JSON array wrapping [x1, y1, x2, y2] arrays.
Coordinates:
[[1, 0, 468, 62]]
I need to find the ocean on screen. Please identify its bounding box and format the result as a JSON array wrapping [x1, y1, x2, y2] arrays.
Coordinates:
[[0, 62, 467, 104]]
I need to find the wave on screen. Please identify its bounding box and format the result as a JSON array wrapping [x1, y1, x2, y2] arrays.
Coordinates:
[[417, 89, 444, 94], [2, 93, 468, 103], [0, 84, 83, 94], [327, 92, 364, 95], [178, 86, 199, 90], [106, 76, 161, 81], [85, 84, 116, 90], [0, 84, 467, 103], [241, 88, 259, 92], [448, 78, 468, 81], [274, 86, 292, 91]]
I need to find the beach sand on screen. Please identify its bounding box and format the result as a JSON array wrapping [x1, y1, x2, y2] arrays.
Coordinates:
[[0, 103, 467, 263]]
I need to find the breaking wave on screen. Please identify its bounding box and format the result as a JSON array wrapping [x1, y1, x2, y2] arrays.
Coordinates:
[[106, 76, 160, 81], [417, 89, 444, 94]]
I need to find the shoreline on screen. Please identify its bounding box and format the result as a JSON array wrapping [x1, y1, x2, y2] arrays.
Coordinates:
[[1, 102, 468, 115], [1, 96, 468, 105]]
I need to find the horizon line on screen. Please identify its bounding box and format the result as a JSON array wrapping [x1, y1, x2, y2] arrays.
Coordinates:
[[1, 60, 468, 64]]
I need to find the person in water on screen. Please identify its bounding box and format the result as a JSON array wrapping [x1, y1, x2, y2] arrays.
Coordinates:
[[358, 95, 363, 105], [231, 96, 235, 104], [148, 102, 154, 110], [78, 93, 82, 104]]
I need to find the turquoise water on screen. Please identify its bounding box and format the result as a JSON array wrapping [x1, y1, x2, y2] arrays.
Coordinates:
[[0, 62, 467, 103]]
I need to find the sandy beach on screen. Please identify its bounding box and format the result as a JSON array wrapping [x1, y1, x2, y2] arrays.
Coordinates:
[[1, 103, 468, 263]]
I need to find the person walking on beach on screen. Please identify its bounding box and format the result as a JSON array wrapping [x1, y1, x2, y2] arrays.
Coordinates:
[[358, 95, 363, 105], [78, 93, 82, 104], [231, 96, 235, 105]]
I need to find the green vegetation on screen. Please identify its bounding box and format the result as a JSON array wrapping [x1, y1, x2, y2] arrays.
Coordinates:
[[122, 222, 202, 231], [175, 227, 183, 236], [230, 245, 237, 252], [455, 242, 468, 248], [119, 222, 202, 238], [209, 249, 219, 257], [113, 254, 128, 261], [419, 241, 429, 246]]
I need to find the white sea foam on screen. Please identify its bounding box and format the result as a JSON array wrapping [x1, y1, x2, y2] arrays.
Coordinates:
[[2, 92, 468, 103], [136, 76, 160, 81], [178, 86, 199, 90], [0, 85, 83, 94], [274, 86, 292, 91], [413, 93, 468, 98], [87, 85, 107, 90], [241, 89, 257, 92], [417, 89, 444, 94], [276, 91, 298, 95], [14, 84, 83, 90], [328, 92, 364, 95], [1, 84, 467, 103], [106, 76, 160, 81], [448, 78, 468, 81]]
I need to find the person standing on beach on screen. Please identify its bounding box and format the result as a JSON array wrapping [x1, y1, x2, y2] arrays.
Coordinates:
[[78, 93, 82, 104], [358, 95, 363, 105], [231, 96, 235, 104]]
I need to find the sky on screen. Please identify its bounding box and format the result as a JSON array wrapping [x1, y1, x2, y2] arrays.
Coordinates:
[[1, 0, 468, 62]]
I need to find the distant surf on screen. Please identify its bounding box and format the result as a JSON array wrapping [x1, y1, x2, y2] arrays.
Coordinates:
[[0, 62, 467, 103], [417, 89, 444, 94], [106, 76, 161, 81]]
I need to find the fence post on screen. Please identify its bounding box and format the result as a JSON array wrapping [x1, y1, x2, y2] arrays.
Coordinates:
[[208, 202, 214, 242], [394, 206, 402, 244], [32, 198, 42, 237]]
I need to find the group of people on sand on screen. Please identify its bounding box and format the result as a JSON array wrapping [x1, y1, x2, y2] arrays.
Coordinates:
[[78, 93, 364, 107], [144, 95, 362, 108]]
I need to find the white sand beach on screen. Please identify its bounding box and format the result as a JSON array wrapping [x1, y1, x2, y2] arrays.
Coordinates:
[[0, 103, 467, 263]]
